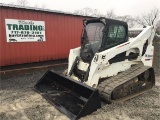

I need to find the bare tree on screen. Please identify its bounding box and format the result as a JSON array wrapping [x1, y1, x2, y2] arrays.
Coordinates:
[[74, 8, 102, 17], [91, 9, 103, 17], [105, 10, 136, 27], [136, 7, 160, 26], [117, 15, 137, 28], [105, 9, 116, 19], [17, 0, 29, 6], [74, 8, 92, 16], [156, 20, 160, 34], [82, 8, 93, 16]]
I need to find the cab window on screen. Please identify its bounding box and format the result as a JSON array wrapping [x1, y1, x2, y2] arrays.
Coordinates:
[[104, 25, 126, 49]]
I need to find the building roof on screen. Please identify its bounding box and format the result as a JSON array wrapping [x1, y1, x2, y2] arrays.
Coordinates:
[[0, 3, 93, 18]]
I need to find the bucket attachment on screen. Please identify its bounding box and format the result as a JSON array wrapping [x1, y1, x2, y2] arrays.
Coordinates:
[[34, 70, 101, 120]]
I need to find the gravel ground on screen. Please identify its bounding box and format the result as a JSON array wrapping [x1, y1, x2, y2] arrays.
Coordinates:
[[1, 66, 160, 120]]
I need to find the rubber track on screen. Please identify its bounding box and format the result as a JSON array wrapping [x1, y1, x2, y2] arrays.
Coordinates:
[[97, 64, 151, 103]]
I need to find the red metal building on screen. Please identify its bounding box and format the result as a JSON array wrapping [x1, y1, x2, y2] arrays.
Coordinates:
[[0, 3, 91, 66]]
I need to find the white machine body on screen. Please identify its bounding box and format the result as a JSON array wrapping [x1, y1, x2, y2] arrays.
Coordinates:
[[67, 26, 155, 88]]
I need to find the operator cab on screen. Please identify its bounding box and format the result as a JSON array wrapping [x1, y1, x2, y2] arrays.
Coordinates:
[[80, 18, 128, 62]]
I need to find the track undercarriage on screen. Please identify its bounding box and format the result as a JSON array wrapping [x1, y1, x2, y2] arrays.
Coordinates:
[[98, 64, 155, 103]]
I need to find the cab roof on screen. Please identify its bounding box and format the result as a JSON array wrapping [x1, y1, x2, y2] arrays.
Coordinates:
[[85, 17, 128, 27]]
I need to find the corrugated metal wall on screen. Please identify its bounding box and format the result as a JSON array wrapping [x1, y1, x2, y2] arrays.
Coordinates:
[[0, 6, 88, 66]]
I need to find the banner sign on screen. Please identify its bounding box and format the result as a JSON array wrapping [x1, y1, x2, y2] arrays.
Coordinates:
[[5, 19, 45, 42]]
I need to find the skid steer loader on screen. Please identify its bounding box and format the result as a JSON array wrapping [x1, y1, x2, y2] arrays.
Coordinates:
[[34, 18, 155, 119]]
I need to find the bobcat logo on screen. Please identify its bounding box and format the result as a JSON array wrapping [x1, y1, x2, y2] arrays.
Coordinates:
[[9, 39, 17, 42]]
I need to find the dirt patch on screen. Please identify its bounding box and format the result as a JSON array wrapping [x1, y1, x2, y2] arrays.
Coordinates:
[[1, 66, 69, 120], [1, 67, 160, 120]]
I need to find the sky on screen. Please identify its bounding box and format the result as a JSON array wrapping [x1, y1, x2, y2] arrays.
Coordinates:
[[0, 0, 160, 17]]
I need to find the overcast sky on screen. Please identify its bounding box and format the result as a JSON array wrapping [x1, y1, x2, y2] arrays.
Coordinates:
[[0, 0, 160, 17]]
